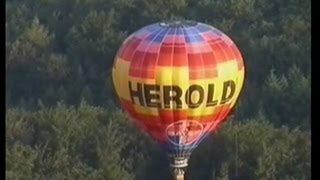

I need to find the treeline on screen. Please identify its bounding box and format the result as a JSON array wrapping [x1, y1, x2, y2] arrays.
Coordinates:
[[6, 102, 310, 179], [6, 0, 310, 179]]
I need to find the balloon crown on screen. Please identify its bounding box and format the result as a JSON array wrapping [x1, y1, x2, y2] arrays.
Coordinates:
[[159, 20, 198, 28]]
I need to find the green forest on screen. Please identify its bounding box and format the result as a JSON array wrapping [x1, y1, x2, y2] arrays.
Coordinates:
[[6, 0, 310, 179]]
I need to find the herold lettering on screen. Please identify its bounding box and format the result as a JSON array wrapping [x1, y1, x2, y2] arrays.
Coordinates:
[[128, 80, 236, 109]]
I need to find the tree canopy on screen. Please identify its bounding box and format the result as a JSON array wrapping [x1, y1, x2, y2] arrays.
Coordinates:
[[6, 0, 310, 179]]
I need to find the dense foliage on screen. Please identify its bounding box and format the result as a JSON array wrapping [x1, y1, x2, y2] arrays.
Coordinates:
[[6, 103, 310, 179], [6, 0, 310, 179]]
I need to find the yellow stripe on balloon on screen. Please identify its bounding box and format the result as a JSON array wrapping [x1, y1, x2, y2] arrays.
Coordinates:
[[113, 58, 244, 118], [156, 67, 190, 109], [216, 61, 239, 78], [228, 69, 245, 109], [112, 58, 131, 100]]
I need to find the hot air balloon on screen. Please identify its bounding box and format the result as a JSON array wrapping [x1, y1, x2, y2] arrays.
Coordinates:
[[112, 20, 245, 180]]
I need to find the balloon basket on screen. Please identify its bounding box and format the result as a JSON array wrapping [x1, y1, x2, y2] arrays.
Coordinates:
[[169, 156, 189, 180]]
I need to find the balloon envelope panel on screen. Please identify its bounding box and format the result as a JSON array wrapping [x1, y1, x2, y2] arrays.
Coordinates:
[[112, 22, 245, 156]]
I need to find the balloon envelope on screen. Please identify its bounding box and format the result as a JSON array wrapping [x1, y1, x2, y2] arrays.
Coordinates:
[[112, 21, 245, 156]]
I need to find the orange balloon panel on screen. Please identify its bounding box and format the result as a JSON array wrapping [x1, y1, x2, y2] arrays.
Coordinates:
[[112, 21, 245, 155]]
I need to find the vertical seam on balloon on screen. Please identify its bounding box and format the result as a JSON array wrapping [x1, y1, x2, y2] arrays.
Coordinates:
[[212, 42, 230, 134], [195, 31, 220, 143], [127, 30, 155, 78], [189, 27, 206, 153], [137, 27, 168, 129], [219, 41, 238, 122], [196, 28, 216, 143], [218, 42, 244, 127], [181, 26, 190, 157], [220, 40, 236, 121], [119, 36, 141, 124], [174, 26, 182, 157], [147, 27, 169, 143], [215, 40, 243, 136], [171, 27, 181, 157], [223, 40, 244, 125], [152, 26, 170, 152], [128, 27, 167, 143]]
